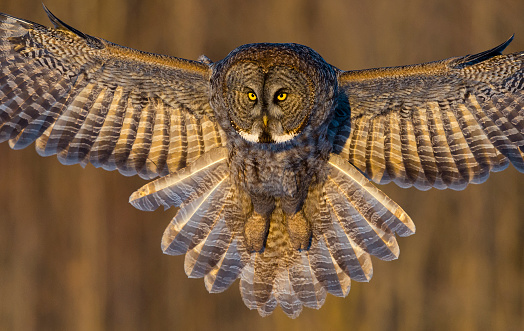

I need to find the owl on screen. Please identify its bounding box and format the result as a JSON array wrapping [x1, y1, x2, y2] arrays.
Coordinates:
[[1, 7, 523, 318]]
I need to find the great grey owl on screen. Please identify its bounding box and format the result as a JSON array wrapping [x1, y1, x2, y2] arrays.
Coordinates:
[[1, 7, 523, 318]]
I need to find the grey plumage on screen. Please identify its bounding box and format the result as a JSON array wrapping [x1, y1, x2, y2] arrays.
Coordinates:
[[0, 7, 523, 318]]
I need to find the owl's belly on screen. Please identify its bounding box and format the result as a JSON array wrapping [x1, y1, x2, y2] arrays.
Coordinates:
[[244, 161, 300, 197]]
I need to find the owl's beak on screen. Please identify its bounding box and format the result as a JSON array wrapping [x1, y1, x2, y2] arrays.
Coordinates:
[[258, 115, 275, 143]]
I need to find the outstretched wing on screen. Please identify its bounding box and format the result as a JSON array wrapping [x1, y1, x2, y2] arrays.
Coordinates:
[[334, 37, 524, 190], [0, 8, 224, 180]]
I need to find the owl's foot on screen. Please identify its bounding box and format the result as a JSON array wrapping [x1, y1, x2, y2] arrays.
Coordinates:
[[287, 210, 311, 250], [244, 212, 270, 252]]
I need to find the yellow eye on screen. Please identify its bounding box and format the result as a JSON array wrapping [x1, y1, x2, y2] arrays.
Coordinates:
[[277, 92, 288, 101], [248, 92, 257, 101]]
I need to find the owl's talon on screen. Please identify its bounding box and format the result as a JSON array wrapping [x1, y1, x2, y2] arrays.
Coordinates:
[[287, 211, 311, 251], [244, 212, 270, 252]]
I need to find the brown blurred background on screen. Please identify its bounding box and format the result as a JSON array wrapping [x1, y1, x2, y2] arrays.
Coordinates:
[[0, 0, 523, 330]]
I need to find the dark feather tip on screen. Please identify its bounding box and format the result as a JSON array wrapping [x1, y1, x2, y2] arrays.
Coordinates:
[[42, 3, 88, 40], [457, 34, 515, 67]]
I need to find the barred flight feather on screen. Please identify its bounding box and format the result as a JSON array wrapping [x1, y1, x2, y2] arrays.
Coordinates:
[[162, 177, 229, 256], [365, 115, 387, 183], [89, 87, 128, 170], [204, 238, 244, 293], [320, 191, 374, 282], [144, 102, 170, 176], [69, 86, 114, 166], [290, 252, 326, 309], [308, 236, 352, 297], [129, 147, 228, 211], [184, 212, 232, 278]]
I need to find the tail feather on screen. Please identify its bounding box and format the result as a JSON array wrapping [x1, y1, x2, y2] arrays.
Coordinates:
[[253, 252, 278, 306], [328, 154, 416, 237], [290, 252, 327, 309], [308, 236, 351, 297], [184, 215, 232, 278], [204, 238, 244, 293], [274, 270, 303, 318], [324, 178, 400, 260], [242, 250, 333, 318], [129, 147, 228, 211], [320, 189, 373, 281], [257, 295, 278, 317], [239, 259, 257, 309], [162, 175, 229, 255]]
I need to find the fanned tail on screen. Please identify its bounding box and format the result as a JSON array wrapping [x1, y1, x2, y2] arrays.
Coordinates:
[[128, 150, 415, 318]]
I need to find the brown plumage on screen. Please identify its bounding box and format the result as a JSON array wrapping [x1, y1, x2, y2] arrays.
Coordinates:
[[0, 6, 522, 318]]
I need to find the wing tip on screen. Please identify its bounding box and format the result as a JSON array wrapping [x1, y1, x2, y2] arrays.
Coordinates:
[[42, 3, 87, 39], [456, 34, 515, 67]]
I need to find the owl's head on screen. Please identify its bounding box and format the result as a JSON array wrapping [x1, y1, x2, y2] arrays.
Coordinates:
[[210, 43, 338, 145]]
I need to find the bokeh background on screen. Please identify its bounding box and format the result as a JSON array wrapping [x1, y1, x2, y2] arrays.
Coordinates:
[[0, 0, 523, 330]]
